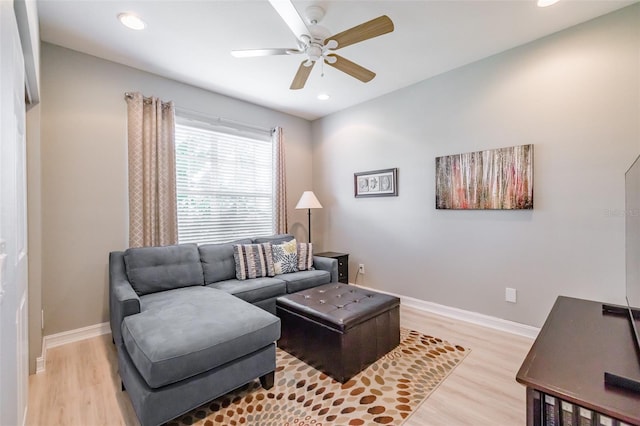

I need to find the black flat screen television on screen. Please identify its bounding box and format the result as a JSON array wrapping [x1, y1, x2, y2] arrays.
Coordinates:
[[626, 155, 640, 339], [603, 155, 640, 393]]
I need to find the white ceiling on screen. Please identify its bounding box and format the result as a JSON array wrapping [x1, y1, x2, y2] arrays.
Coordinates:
[[38, 0, 635, 120]]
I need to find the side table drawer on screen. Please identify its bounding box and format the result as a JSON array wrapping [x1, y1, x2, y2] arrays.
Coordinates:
[[337, 256, 348, 283], [314, 252, 349, 284]]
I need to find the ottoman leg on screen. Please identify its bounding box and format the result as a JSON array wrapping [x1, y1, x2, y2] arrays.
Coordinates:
[[259, 371, 275, 389]]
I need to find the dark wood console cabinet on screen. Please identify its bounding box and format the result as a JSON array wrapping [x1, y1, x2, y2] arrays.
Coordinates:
[[516, 296, 640, 426], [314, 252, 349, 284]]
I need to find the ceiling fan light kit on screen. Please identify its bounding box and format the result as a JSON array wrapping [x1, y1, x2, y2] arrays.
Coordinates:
[[231, 1, 394, 90]]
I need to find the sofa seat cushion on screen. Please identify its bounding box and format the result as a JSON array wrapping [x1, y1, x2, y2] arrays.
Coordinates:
[[123, 243, 204, 296], [277, 270, 331, 294], [207, 277, 286, 304], [122, 287, 280, 389]]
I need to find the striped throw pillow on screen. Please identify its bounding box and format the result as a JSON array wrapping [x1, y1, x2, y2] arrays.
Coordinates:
[[233, 243, 275, 280], [297, 243, 313, 271]]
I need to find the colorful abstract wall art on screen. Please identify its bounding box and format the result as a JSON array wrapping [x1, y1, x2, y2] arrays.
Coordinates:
[[435, 144, 533, 210]]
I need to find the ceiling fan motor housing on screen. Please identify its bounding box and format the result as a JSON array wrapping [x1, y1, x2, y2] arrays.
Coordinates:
[[309, 24, 330, 43], [305, 5, 325, 25]]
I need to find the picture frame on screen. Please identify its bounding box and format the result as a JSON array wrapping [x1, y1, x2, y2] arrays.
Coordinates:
[[435, 144, 533, 209], [354, 168, 398, 198]]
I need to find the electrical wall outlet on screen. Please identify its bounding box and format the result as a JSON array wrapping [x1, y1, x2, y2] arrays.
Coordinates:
[[358, 264, 365, 274], [505, 287, 517, 303]]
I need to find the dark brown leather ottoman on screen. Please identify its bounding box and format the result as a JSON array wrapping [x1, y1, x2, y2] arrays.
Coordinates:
[[276, 283, 400, 383]]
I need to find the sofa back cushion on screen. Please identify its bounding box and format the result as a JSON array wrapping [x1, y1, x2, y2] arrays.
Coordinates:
[[123, 244, 204, 296], [198, 238, 252, 284], [253, 234, 294, 245]]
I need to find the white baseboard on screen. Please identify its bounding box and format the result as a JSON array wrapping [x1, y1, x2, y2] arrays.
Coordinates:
[[35, 339, 45, 374], [35, 357, 45, 374], [352, 283, 540, 339], [36, 321, 111, 374], [33, 287, 539, 374]]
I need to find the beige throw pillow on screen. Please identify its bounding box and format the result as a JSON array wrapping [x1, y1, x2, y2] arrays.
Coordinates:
[[297, 242, 313, 271]]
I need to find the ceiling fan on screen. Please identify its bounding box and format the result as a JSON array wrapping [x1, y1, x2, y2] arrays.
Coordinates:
[[231, 0, 394, 90]]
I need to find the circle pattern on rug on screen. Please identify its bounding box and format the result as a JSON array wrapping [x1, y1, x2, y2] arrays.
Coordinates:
[[167, 328, 469, 426]]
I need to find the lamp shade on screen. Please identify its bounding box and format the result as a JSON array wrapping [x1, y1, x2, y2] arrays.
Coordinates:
[[295, 191, 323, 209]]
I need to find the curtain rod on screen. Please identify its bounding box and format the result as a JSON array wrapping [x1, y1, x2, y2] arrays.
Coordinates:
[[175, 106, 273, 135], [124, 92, 274, 135], [124, 92, 173, 107]]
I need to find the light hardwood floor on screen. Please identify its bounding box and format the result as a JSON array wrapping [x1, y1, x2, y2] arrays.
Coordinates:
[[27, 305, 534, 426]]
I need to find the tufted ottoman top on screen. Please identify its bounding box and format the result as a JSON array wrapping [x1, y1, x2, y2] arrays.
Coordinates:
[[276, 283, 400, 332]]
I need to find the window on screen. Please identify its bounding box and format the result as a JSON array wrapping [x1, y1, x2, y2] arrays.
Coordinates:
[[175, 117, 274, 244]]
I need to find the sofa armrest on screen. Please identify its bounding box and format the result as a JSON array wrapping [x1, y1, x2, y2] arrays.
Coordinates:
[[109, 251, 141, 346], [313, 256, 339, 283]]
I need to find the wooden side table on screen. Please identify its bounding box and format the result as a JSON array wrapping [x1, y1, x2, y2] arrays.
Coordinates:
[[314, 252, 349, 284]]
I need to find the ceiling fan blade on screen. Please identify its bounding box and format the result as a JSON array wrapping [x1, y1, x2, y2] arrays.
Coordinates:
[[325, 54, 375, 83], [290, 60, 314, 90], [326, 15, 394, 50], [231, 48, 302, 58], [268, 0, 310, 41]]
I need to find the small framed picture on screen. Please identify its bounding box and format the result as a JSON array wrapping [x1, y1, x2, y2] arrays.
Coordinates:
[[354, 168, 398, 198]]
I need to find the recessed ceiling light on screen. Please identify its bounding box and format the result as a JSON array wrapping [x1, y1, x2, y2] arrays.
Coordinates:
[[537, 0, 560, 7], [118, 13, 146, 30], [317, 93, 330, 101]]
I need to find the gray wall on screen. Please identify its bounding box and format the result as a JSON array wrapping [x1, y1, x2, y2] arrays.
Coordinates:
[[39, 43, 313, 335], [311, 5, 640, 327]]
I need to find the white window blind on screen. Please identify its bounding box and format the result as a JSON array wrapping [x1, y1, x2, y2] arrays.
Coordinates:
[[175, 119, 274, 244]]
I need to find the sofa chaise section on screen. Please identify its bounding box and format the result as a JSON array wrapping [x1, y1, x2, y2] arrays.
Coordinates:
[[122, 286, 280, 389], [119, 286, 279, 426]]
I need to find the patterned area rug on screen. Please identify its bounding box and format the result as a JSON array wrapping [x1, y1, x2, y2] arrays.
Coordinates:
[[168, 328, 469, 426]]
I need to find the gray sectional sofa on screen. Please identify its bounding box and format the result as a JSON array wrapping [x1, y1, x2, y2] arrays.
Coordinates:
[[109, 234, 338, 426]]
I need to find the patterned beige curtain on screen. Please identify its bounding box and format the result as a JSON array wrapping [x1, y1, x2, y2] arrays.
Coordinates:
[[273, 127, 288, 234], [125, 92, 178, 247]]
